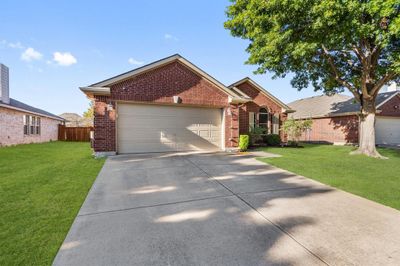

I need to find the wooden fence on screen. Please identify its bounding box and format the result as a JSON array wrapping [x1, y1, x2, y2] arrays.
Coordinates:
[[58, 125, 93, 142]]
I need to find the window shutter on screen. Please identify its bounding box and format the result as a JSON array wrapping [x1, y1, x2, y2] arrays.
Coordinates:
[[249, 112, 255, 131], [273, 114, 280, 134]]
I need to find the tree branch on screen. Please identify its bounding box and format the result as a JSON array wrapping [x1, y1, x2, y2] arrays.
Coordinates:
[[321, 45, 360, 101], [370, 72, 396, 96]]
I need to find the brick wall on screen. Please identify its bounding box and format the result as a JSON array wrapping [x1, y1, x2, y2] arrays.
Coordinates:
[[0, 107, 60, 146], [235, 81, 287, 140], [378, 94, 400, 117], [110, 62, 228, 107], [224, 104, 239, 148], [93, 96, 116, 152], [93, 61, 234, 152], [301, 115, 359, 144]]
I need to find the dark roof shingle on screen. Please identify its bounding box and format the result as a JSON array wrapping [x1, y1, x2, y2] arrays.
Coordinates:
[[0, 98, 64, 120], [288, 91, 399, 119]]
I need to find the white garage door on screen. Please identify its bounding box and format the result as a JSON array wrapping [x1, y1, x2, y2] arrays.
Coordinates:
[[117, 104, 223, 153], [375, 117, 400, 144]]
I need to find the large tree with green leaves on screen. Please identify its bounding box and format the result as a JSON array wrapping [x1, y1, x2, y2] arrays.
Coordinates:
[[225, 0, 400, 158]]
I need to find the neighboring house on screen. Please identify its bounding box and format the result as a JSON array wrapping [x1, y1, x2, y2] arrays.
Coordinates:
[[59, 113, 93, 127], [0, 64, 64, 147], [80, 54, 293, 156], [288, 90, 400, 145]]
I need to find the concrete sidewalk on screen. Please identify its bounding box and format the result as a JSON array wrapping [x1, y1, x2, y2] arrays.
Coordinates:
[[53, 152, 400, 266]]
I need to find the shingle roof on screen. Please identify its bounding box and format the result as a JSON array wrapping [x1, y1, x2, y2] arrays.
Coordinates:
[[0, 98, 64, 121], [288, 91, 399, 119]]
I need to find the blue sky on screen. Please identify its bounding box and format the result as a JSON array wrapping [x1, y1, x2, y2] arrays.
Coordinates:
[[1, 0, 325, 115]]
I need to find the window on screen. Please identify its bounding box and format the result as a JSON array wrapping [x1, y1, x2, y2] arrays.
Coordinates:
[[23, 115, 41, 135], [30, 116, 36, 134], [258, 108, 269, 130], [23, 115, 30, 135], [36, 117, 41, 134]]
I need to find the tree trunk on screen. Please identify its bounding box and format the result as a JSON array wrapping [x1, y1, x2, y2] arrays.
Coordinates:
[[350, 99, 386, 158]]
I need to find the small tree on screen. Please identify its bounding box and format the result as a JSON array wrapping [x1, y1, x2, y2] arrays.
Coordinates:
[[282, 119, 313, 144], [83, 101, 94, 119]]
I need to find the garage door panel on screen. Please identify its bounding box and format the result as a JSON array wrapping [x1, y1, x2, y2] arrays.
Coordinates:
[[117, 104, 223, 153], [376, 117, 400, 145], [121, 142, 176, 153]]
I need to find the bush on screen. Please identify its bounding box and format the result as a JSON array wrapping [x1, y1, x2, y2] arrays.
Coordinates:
[[249, 126, 266, 145], [239, 135, 250, 151], [263, 134, 281, 146]]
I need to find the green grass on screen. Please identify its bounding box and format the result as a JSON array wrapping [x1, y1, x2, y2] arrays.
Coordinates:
[[0, 142, 105, 265], [258, 144, 400, 210]]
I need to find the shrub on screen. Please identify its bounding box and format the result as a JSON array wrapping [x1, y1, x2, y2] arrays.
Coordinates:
[[263, 134, 281, 146], [249, 126, 266, 145], [239, 135, 250, 151]]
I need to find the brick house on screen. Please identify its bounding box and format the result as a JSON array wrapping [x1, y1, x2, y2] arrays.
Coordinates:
[[0, 64, 64, 147], [288, 91, 400, 145], [80, 54, 293, 156]]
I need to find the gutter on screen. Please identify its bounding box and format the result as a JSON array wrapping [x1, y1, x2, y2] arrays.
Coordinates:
[[228, 96, 251, 104], [0, 103, 65, 121], [292, 111, 360, 120], [80, 87, 111, 97]]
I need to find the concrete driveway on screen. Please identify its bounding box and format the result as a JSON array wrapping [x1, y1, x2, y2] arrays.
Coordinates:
[[54, 152, 400, 266]]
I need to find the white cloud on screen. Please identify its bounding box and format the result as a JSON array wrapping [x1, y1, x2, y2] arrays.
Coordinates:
[[8, 42, 24, 49], [164, 33, 179, 41], [1, 40, 24, 49], [128, 57, 144, 65], [53, 52, 77, 66], [21, 47, 43, 62]]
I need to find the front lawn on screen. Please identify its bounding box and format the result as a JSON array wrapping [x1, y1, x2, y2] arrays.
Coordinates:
[[0, 142, 105, 265], [258, 144, 400, 210]]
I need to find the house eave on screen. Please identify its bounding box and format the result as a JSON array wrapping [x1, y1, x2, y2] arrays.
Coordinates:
[[228, 96, 251, 104], [292, 111, 359, 120], [376, 91, 400, 108], [80, 87, 111, 98], [0, 103, 65, 121], [87, 54, 240, 99], [283, 108, 296, 114], [229, 77, 292, 111]]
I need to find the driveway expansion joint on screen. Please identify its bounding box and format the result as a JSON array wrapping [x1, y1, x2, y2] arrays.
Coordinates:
[[183, 156, 330, 266], [77, 194, 235, 218]]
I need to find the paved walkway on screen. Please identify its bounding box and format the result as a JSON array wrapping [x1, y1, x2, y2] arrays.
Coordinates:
[[54, 152, 400, 265]]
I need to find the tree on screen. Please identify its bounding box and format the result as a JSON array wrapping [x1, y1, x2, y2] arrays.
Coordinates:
[[83, 101, 94, 119], [225, 0, 400, 158], [282, 119, 313, 144]]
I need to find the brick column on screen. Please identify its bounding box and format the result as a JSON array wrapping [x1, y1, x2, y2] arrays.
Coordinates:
[[225, 104, 239, 148], [93, 96, 116, 153]]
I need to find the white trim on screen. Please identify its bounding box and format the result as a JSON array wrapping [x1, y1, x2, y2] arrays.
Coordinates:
[[221, 108, 226, 151], [228, 95, 250, 104], [292, 112, 360, 120], [376, 91, 400, 109], [0, 103, 64, 121], [229, 77, 293, 112], [89, 54, 242, 99], [230, 86, 251, 98], [80, 86, 111, 97]]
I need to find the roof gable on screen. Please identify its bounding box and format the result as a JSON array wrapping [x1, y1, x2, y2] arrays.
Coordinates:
[[229, 77, 292, 111], [83, 54, 241, 100], [288, 91, 400, 119], [0, 98, 64, 121]]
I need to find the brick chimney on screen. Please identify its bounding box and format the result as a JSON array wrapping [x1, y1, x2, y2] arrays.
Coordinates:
[[0, 64, 10, 104]]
